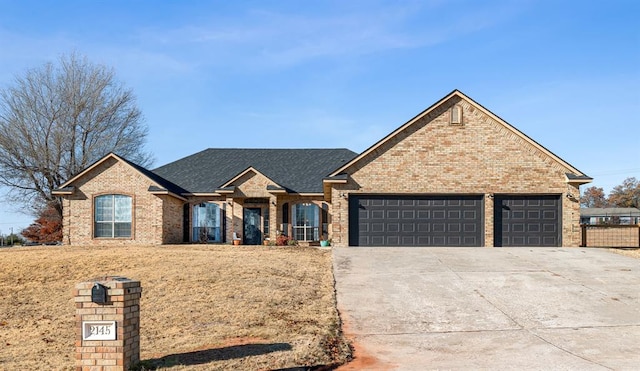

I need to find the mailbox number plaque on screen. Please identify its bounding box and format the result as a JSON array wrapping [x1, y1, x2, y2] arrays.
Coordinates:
[[82, 321, 116, 341]]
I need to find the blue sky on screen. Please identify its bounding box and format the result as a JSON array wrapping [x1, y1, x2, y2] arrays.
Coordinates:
[[0, 0, 638, 235]]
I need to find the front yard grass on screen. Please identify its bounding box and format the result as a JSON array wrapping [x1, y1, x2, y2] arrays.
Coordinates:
[[609, 247, 640, 259], [0, 244, 351, 370]]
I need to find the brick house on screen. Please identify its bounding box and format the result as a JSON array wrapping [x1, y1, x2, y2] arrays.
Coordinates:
[[54, 90, 591, 247]]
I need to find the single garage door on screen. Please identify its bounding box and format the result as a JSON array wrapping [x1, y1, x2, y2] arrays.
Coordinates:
[[349, 195, 483, 246], [494, 195, 561, 247]]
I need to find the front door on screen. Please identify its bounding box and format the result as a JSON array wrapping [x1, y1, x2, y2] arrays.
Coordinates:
[[243, 208, 262, 245]]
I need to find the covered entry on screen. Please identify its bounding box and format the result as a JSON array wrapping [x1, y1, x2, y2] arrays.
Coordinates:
[[349, 195, 484, 246], [494, 195, 561, 247]]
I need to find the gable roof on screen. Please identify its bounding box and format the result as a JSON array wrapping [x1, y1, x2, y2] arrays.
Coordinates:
[[54, 153, 188, 198], [219, 166, 279, 189], [152, 148, 357, 194], [329, 89, 591, 183]]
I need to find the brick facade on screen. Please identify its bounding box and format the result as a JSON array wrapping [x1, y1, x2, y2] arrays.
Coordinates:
[[185, 170, 322, 244], [56, 91, 589, 248], [60, 157, 181, 246], [329, 95, 584, 246], [74, 277, 141, 370]]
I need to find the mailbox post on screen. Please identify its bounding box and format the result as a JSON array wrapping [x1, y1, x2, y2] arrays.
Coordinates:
[[74, 276, 141, 371]]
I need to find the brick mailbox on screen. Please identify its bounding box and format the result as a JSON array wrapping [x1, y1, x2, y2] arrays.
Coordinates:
[[74, 276, 141, 370]]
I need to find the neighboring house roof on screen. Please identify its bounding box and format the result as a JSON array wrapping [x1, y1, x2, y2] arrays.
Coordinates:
[[580, 208, 640, 217], [152, 148, 357, 194], [329, 89, 592, 183]]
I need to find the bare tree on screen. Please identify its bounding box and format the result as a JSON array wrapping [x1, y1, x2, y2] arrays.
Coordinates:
[[0, 52, 153, 219]]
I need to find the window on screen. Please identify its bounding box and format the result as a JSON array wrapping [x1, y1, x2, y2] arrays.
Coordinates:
[[263, 207, 270, 236], [450, 105, 463, 125], [94, 195, 132, 238], [281, 202, 289, 236], [321, 203, 329, 240], [292, 203, 319, 241], [193, 202, 221, 242]]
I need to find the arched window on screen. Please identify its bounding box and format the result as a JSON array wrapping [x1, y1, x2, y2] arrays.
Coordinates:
[[94, 195, 132, 238], [193, 202, 221, 242], [292, 203, 320, 241], [450, 105, 462, 125]]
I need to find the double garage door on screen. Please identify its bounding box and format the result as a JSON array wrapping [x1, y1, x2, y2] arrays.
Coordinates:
[[349, 195, 561, 247], [349, 195, 484, 247]]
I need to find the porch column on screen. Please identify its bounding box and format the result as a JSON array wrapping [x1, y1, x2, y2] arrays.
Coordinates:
[[269, 197, 277, 240], [225, 197, 235, 243], [234, 199, 244, 243]]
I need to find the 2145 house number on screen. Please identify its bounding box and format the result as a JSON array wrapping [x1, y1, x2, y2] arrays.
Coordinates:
[[90, 325, 111, 336], [82, 321, 116, 341]]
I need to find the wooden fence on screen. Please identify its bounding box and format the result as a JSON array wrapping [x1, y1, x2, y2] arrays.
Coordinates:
[[581, 224, 640, 247]]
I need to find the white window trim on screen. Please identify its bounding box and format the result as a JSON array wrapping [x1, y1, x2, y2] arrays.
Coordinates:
[[94, 194, 132, 239]]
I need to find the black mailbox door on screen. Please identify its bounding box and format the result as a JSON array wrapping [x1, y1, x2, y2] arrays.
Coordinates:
[[91, 283, 108, 304]]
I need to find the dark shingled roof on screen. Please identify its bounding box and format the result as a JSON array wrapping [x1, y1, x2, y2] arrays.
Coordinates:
[[566, 173, 593, 182], [117, 155, 189, 195], [151, 148, 358, 194]]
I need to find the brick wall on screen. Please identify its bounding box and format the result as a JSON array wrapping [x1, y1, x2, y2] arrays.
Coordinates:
[[161, 195, 184, 244], [230, 170, 274, 242], [74, 277, 141, 370], [62, 157, 174, 245], [330, 96, 583, 247]]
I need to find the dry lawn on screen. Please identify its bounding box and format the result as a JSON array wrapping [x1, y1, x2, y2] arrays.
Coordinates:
[[609, 247, 640, 260], [0, 244, 351, 370]]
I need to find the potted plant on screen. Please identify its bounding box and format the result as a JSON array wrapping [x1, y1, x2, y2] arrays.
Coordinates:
[[232, 232, 241, 246], [320, 239, 331, 247]]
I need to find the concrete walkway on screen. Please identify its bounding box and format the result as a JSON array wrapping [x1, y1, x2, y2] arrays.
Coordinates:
[[333, 247, 640, 370]]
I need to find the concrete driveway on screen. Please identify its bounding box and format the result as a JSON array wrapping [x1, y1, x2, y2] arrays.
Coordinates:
[[333, 247, 640, 370]]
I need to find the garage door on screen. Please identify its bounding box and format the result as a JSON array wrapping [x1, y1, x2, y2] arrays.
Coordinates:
[[494, 195, 561, 247], [349, 195, 483, 246]]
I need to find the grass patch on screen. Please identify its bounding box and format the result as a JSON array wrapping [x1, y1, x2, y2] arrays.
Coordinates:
[[0, 244, 351, 370], [609, 247, 640, 260]]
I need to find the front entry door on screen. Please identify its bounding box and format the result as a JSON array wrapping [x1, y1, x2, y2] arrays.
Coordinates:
[[243, 208, 262, 245]]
